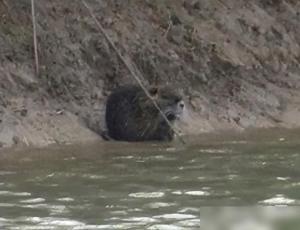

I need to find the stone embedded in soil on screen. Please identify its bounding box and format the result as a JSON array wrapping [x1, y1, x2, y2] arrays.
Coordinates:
[[20, 109, 28, 117], [12, 136, 20, 145]]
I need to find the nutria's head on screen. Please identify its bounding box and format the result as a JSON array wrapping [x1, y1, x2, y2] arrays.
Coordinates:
[[148, 86, 185, 122]]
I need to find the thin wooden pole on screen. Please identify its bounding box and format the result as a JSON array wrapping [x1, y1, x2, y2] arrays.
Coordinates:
[[31, 0, 39, 76]]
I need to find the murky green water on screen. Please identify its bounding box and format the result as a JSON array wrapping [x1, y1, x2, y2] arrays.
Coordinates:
[[0, 129, 300, 229]]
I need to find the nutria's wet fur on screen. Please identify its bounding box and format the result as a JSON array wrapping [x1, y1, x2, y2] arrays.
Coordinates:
[[105, 85, 184, 142]]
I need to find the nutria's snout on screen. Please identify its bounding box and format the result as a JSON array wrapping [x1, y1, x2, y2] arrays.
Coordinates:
[[166, 112, 177, 121], [164, 100, 185, 121]]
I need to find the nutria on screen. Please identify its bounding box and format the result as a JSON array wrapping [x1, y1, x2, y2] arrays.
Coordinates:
[[105, 85, 184, 142]]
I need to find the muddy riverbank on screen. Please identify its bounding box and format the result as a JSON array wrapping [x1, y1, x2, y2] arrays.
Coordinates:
[[0, 0, 300, 148]]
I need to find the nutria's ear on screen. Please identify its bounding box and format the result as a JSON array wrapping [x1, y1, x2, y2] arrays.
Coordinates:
[[148, 87, 159, 97]]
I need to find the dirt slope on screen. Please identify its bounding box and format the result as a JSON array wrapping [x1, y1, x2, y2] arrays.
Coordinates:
[[0, 0, 300, 148]]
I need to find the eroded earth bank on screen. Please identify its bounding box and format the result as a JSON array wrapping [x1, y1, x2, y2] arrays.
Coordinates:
[[0, 0, 300, 148]]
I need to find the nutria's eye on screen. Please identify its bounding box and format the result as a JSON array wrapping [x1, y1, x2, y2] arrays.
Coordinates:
[[174, 97, 182, 104]]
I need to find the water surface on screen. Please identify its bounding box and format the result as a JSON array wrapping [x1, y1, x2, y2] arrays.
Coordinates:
[[0, 129, 300, 229]]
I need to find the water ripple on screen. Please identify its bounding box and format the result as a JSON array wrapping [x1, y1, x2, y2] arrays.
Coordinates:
[[0, 191, 31, 196], [56, 197, 74, 202], [0, 171, 16, 175], [20, 198, 45, 204], [145, 202, 177, 209], [154, 213, 197, 220], [148, 224, 184, 230], [259, 195, 296, 205], [129, 192, 165, 198], [172, 190, 210, 196], [185, 191, 210, 196]]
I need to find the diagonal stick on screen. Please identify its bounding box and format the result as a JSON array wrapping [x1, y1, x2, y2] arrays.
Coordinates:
[[81, 0, 185, 144]]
